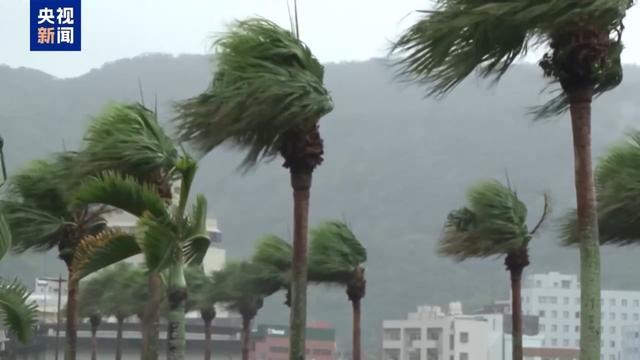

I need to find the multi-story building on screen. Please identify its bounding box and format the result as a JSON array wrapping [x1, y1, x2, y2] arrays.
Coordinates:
[[382, 302, 517, 360], [252, 322, 337, 360], [521, 272, 640, 360], [621, 325, 640, 360], [27, 277, 68, 323]]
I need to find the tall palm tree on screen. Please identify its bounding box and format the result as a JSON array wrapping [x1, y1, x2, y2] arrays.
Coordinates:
[[174, 18, 333, 359], [185, 266, 219, 360], [1, 153, 108, 359], [309, 221, 367, 360], [562, 129, 640, 248], [210, 261, 284, 360], [391, 2, 632, 358], [438, 181, 548, 360], [78, 103, 178, 360], [0, 211, 37, 344], [72, 161, 210, 360]]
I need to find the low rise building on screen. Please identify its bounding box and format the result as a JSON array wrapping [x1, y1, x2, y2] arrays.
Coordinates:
[[252, 322, 337, 360]]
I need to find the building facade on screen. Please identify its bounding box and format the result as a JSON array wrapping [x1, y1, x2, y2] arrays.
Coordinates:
[[621, 325, 640, 360], [521, 272, 640, 360], [252, 322, 337, 360]]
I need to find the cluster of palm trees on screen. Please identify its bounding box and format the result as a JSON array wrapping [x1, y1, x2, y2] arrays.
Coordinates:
[[0, 0, 637, 359]]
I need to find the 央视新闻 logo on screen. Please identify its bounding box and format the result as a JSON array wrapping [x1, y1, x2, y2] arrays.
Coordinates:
[[30, 0, 81, 51]]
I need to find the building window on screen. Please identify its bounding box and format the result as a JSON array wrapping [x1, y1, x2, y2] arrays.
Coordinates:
[[563, 311, 569, 319], [549, 297, 558, 304], [539, 296, 546, 304], [384, 329, 401, 341], [563, 325, 569, 332], [406, 329, 421, 342], [460, 332, 469, 344], [611, 299, 616, 306], [575, 326, 579, 332], [610, 340, 615, 348], [564, 297, 569, 305], [610, 326, 615, 334], [634, 299, 640, 307], [562, 280, 571, 289], [575, 311, 580, 319], [427, 328, 442, 341], [623, 313, 628, 321], [552, 310, 558, 318], [552, 325, 558, 332], [539, 310, 545, 317], [459, 353, 469, 360], [634, 314, 639, 321], [536, 280, 542, 287], [623, 299, 628, 307], [610, 313, 616, 320]]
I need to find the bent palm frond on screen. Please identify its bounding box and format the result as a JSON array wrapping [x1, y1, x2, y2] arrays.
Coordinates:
[[0, 279, 37, 343], [73, 229, 141, 279]]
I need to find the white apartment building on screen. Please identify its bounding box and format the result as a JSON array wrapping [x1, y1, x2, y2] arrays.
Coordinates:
[[382, 303, 545, 360], [521, 272, 640, 360], [621, 325, 640, 360], [27, 277, 68, 323]]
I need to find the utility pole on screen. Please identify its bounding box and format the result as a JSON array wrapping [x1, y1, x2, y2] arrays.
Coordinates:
[[42, 275, 67, 360]]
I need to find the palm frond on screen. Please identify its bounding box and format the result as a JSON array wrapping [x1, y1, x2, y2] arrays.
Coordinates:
[[72, 229, 141, 279], [185, 266, 216, 311], [391, 0, 628, 109], [174, 17, 333, 168], [309, 221, 366, 284], [1, 200, 67, 253], [78, 103, 178, 180], [74, 171, 166, 218], [0, 279, 37, 343], [252, 234, 292, 272], [136, 213, 179, 273], [439, 180, 528, 260], [183, 195, 210, 266]]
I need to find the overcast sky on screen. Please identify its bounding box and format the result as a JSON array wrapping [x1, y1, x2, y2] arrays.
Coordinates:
[[1, 0, 639, 78]]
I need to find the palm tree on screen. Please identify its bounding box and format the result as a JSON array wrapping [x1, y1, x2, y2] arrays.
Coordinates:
[[1, 153, 108, 359], [78, 103, 178, 360], [78, 273, 108, 360], [391, 2, 632, 358], [174, 18, 333, 359], [72, 161, 210, 360], [438, 181, 548, 360], [252, 234, 293, 306], [562, 130, 640, 248], [210, 261, 285, 360], [185, 266, 219, 360], [308, 221, 367, 360], [0, 211, 37, 344]]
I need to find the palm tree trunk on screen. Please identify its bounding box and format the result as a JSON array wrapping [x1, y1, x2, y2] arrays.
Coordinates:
[[241, 314, 251, 360], [90, 315, 100, 360], [569, 87, 601, 360], [352, 298, 361, 360], [141, 272, 161, 360], [289, 171, 311, 360], [204, 317, 212, 360], [167, 264, 187, 360], [116, 317, 124, 360], [509, 266, 524, 360], [64, 271, 78, 360]]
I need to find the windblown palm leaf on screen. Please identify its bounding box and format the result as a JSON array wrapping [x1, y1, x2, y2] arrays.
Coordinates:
[[0, 279, 37, 343], [561, 130, 640, 246], [185, 266, 218, 312], [439, 181, 529, 260], [252, 234, 292, 272], [211, 261, 285, 309], [79, 103, 178, 180], [391, 0, 630, 115], [175, 18, 333, 168], [182, 195, 210, 266], [309, 221, 366, 284], [0, 212, 11, 259], [72, 229, 140, 279]]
